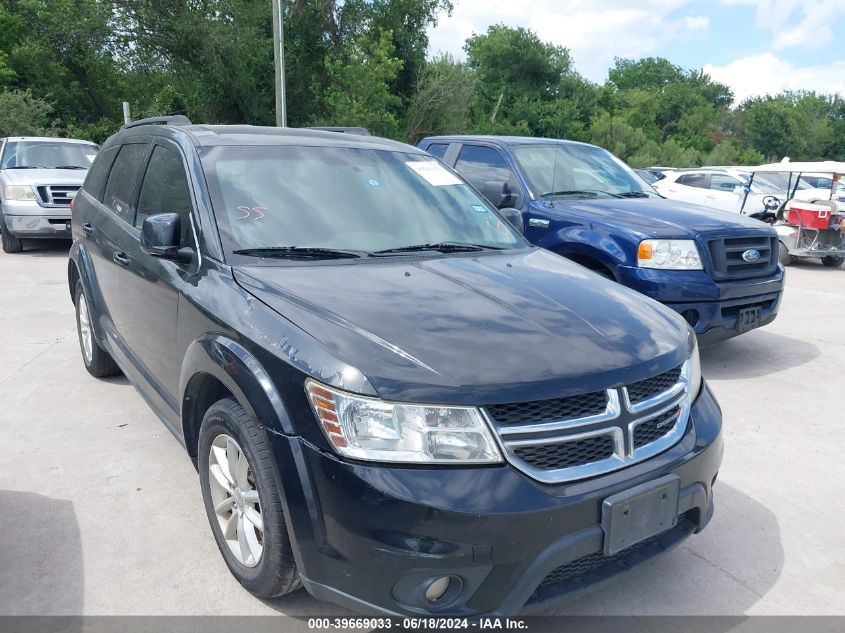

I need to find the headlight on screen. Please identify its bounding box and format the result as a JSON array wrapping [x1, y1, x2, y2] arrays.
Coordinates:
[[688, 337, 702, 402], [3, 185, 36, 201], [305, 380, 502, 464], [638, 239, 702, 270]]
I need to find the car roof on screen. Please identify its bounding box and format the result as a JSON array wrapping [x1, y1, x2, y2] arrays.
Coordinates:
[[421, 135, 598, 150], [113, 124, 421, 153], [4, 136, 97, 145]]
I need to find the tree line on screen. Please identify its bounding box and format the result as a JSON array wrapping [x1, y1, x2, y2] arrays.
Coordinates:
[[1, 0, 843, 167]]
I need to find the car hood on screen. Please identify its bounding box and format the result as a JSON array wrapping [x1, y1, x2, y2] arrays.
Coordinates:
[[1, 168, 88, 185], [233, 248, 691, 404], [544, 197, 774, 237]]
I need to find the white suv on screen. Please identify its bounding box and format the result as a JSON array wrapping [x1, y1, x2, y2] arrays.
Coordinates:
[[0, 136, 98, 253], [652, 168, 780, 215]]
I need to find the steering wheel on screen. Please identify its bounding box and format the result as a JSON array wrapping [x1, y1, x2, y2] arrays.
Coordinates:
[[762, 195, 781, 211]]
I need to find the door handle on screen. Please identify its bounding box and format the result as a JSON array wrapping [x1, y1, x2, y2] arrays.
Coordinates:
[[112, 252, 131, 267], [82, 223, 94, 235], [706, 195, 717, 199]]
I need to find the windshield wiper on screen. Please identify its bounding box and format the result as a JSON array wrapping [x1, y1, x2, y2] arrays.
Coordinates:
[[372, 242, 503, 256], [540, 189, 623, 199], [6, 166, 43, 169], [232, 246, 366, 260], [617, 191, 655, 198], [54, 165, 87, 170]]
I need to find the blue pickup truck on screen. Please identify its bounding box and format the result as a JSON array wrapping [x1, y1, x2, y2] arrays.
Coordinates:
[[419, 136, 785, 344]]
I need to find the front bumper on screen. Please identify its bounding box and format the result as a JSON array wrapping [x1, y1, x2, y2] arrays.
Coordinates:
[[616, 266, 784, 345], [267, 382, 723, 616], [3, 213, 71, 238]]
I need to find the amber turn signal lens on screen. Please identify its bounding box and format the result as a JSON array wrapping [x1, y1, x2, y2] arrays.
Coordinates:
[[638, 242, 653, 261]]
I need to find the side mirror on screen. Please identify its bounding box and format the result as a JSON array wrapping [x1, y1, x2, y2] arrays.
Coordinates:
[[140, 213, 193, 264], [482, 180, 519, 209], [498, 207, 524, 234]]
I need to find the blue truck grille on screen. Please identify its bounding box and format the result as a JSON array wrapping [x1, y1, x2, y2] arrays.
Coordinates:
[[706, 235, 779, 280]]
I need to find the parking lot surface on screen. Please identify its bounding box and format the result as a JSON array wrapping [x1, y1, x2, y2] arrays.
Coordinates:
[[1, 241, 843, 616]]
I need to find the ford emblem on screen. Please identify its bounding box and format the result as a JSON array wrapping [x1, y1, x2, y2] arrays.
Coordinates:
[[742, 249, 761, 262]]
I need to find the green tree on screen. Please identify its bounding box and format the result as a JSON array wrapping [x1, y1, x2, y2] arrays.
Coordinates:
[[405, 54, 475, 142], [0, 89, 55, 136]]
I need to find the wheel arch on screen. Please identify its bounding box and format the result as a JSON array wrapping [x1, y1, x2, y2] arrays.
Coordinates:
[[181, 335, 296, 467]]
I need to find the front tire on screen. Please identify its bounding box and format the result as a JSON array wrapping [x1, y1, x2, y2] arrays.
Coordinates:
[[778, 242, 793, 266], [198, 398, 301, 598], [74, 280, 120, 377], [0, 215, 23, 253], [822, 255, 844, 268]]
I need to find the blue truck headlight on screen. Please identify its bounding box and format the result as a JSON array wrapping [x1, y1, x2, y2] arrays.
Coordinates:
[[3, 185, 36, 201], [305, 380, 503, 464], [638, 239, 703, 270]]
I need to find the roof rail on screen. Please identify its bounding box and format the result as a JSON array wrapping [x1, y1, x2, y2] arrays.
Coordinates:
[[306, 126, 371, 136], [123, 115, 192, 130]]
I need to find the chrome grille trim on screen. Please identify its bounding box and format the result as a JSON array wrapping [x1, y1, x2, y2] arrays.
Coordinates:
[[35, 184, 81, 208], [484, 361, 691, 484]]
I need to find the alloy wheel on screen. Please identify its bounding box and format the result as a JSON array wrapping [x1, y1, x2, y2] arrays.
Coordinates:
[[207, 434, 264, 567], [77, 296, 94, 363]]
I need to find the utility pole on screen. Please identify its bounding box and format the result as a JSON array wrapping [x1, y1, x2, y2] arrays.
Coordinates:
[[272, 0, 287, 127], [122, 101, 131, 125]]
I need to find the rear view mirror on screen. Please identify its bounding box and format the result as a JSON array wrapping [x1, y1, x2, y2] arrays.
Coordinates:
[[482, 180, 519, 209], [140, 213, 193, 263], [498, 207, 524, 234]]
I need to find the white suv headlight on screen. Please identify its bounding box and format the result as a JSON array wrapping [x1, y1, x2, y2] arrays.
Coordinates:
[[638, 239, 702, 270], [305, 380, 502, 464], [4, 185, 36, 201]]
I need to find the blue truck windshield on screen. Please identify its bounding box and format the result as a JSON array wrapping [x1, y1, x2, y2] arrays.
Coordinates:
[[511, 143, 656, 199]]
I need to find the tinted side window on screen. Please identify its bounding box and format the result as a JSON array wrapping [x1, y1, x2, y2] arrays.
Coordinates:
[[82, 146, 119, 202], [135, 145, 194, 246], [454, 145, 518, 193], [102, 143, 149, 224], [677, 173, 709, 188], [425, 143, 449, 160]]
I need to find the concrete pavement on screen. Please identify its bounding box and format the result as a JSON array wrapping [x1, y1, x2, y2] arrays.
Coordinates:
[[1, 240, 842, 615]]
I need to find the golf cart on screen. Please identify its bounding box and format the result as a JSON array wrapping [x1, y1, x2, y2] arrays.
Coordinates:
[[741, 162, 845, 268]]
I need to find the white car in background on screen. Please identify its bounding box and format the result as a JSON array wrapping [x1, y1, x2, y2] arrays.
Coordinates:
[[651, 168, 783, 215]]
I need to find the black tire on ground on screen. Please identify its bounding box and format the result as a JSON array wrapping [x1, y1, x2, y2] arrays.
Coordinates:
[[198, 397, 302, 598], [778, 242, 793, 266], [821, 255, 845, 268], [74, 280, 121, 377], [1, 215, 23, 253]]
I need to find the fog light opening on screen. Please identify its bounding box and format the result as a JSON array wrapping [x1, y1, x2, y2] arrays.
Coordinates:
[[424, 576, 453, 603], [681, 309, 699, 327]]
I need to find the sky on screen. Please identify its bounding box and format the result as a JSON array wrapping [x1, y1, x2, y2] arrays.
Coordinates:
[[427, 0, 845, 105]]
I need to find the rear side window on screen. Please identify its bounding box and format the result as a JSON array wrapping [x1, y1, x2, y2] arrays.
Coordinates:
[[454, 145, 518, 193], [425, 143, 449, 160], [710, 174, 741, 191], [135, 145, 194, 246], [102, 143, 149, 224], [677, 173, 709, 188], [82, 146, 119, 201]]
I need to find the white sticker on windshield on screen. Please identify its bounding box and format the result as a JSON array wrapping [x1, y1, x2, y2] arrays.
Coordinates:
[[86, 154, 96, 163], [406, 160, 462, 186]]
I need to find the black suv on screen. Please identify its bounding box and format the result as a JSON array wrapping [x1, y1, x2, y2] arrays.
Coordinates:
[[69, 117, 723, 616]]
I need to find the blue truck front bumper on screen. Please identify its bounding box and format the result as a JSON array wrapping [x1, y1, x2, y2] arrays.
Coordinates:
[[616, 266, 785, 345]]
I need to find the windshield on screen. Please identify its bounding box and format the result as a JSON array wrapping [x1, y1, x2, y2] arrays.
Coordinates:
[[1, 141, 98, 169], [200, 145, 525, 260], [511, 143, 657, 199]]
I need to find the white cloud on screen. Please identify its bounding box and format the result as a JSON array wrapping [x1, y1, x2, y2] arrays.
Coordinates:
[[427, 0, 710, 81], [717, 0, 844, 49], [704, 53, 845, 102]]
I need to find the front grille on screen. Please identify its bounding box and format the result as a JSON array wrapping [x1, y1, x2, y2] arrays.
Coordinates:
[[633, 407, 681, 448], [485, 363, 690, 483], [707, 235, 778, 280], [625, 366, 682, 404], [486, 390, 607, 424], [530, 516, 693, 601], [35, 184, 80, 207], [513, 434, 615, 470]]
